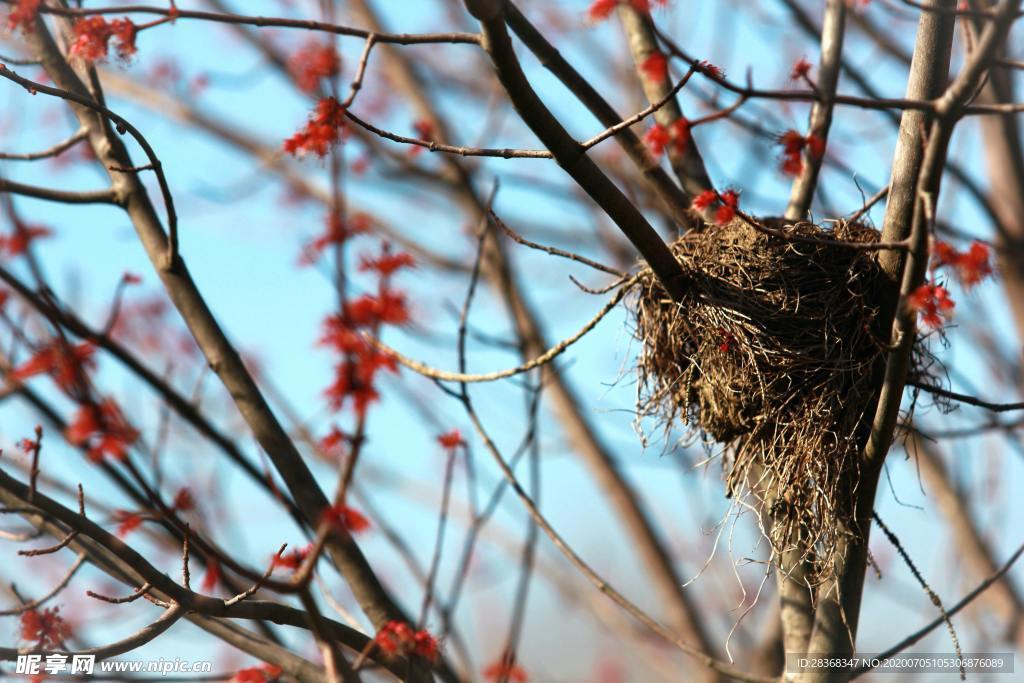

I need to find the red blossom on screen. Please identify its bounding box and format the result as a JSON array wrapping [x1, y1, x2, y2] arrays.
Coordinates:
[[645, 118, 690, 158], [284, 97, 347, 157], [790, 56, 812, 81], [438, 429, 466, 450], [907, 282, 955, 328], [344, 291, 410, 326], [288, 39, 341, 93], [691, 189, 739, 225], [408, 119, 435, 158], [319, 425, 347, 457], [373, 621, 440, 662], [644, 124, 670, 156], [777, 130, 824, 176], [697, 59, 724, 79], [932, 240, 993, 287], [110, 18, 138, 59], [8, 340, 95, 391], [359, 248, 415, 277], [323, 350, 397, 415], [483, 653, 528, 682], [68, 16, 138, 62], [320, 504, 371, 533], [630, 0, 670, 12], [232, 664, 283, 683], [412, 119, 434, 140], [114, 510, 143, 537], [587, 0, 618, 21], [640, 51, 668, 81], [668, 118, 690, 154], [201, 560, 221, 592], [717, 328, 736, 353], [6, 0, 40, 33], [716, 189, 740, 224], [122, 272, 142, 285], [691, 189, 718, 212], [272, 544, 312, 570], [300, 212, 371, 265], [20, 608, 71, 650], [66, 399, 139, 462], [172, 487, 194, 511], [1, 223, 52, 256]]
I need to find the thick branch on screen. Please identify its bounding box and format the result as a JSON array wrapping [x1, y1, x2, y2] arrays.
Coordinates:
[[463, 0, 686, 301]]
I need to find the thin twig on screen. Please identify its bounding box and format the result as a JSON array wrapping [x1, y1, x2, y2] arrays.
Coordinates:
[[366, 279, 634, 384]]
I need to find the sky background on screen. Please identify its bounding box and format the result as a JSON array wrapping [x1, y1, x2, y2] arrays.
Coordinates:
[[0, 0, 1022, 681]]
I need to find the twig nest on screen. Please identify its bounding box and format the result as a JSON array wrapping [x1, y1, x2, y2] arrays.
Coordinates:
[[631, 217, 900, 580]]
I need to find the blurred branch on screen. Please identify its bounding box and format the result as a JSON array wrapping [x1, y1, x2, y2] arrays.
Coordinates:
[[908, 435, 1024, 646], [0, 128, 87, 161], [0, 176, 119, 205]]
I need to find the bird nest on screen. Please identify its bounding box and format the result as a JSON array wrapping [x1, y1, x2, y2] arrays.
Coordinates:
[[631, 217, 932, 581]]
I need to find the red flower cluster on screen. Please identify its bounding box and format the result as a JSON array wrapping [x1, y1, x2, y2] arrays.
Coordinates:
[[20, 608, 71, 650], [790, 56, 812, 81], [483, 653, 528, 682], [933, 240, 993, 287], [288, 40, 341, 93], [588, 0, 668, 20], [777, 130, 825, 175], [692, 188, 740, 225], [320, 243, 413, 416], [408, 119, 436, 158], [300, 212, 372, 265], [320, 503, 371, 533], [233, 664, 283, 683], [172, 486, 194, 511], [66, 398, 139, 462], [272, 543, 312, 570], [373, 621, 440, 662], [907, 283, 955, 329], [202, 560, 221, 592], [360, 250, 415, 277], [17, 426, 42, 455], [8, 340, 95, 391], [437, 429, 466, 451], [696, 59, 724, 79], [319, 425, 347, 458], [1, 223, 52, 256], [69, 16, 138, 62], [640, 51, 668, 81], [717, 328, 736, 353], [644, 118, 690, 157], [6, 0, 39, 32], [114, 509, 143, 537], [283, 97, 347, 157]]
